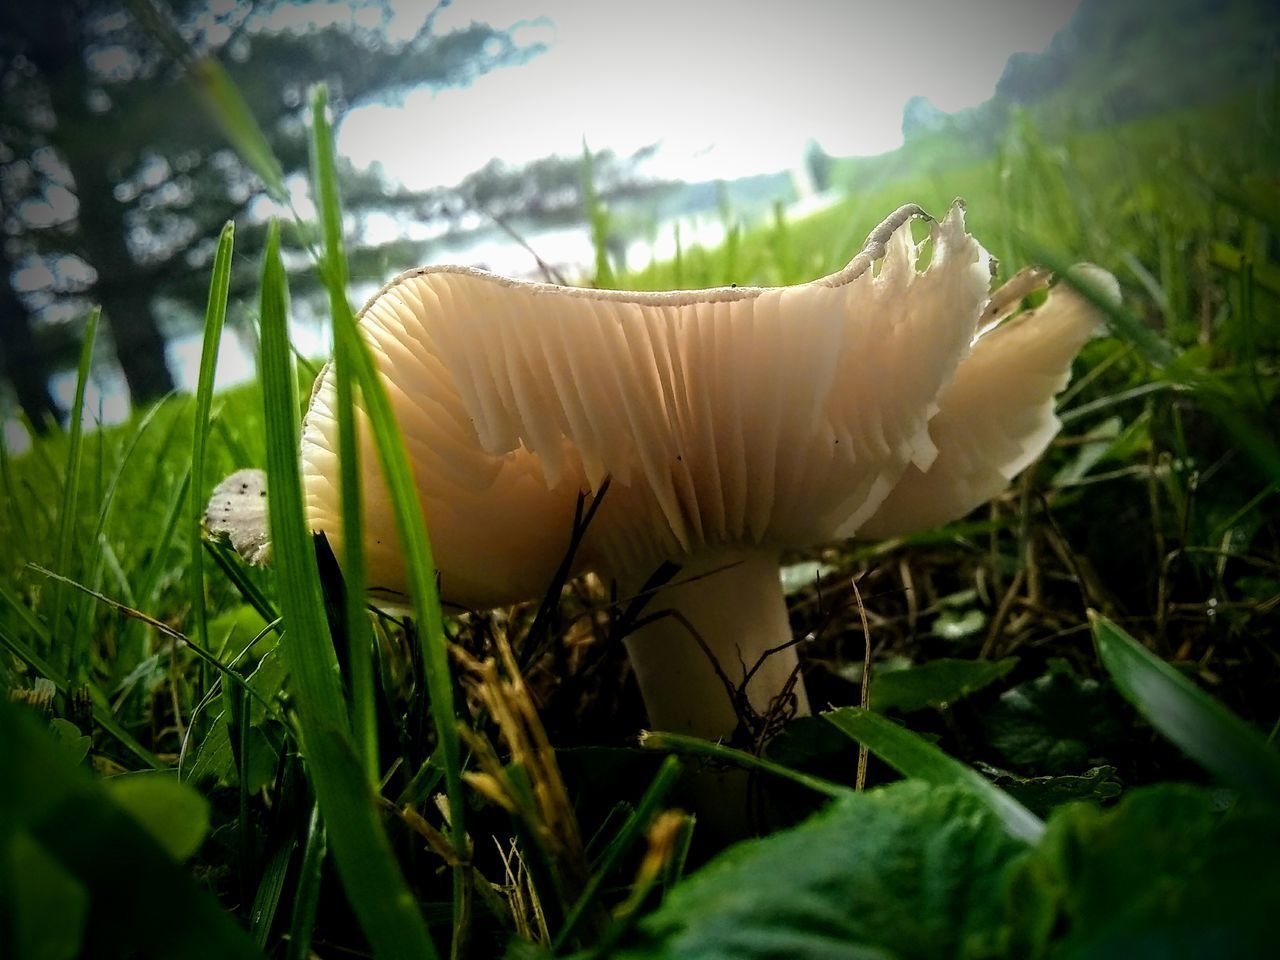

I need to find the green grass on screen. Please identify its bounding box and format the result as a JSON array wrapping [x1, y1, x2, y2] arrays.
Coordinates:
[[2, 73, 1279, 958]]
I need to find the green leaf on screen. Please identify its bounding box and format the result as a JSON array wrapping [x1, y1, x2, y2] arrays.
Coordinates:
[[974, 762, 1123, 817], [503, 939, 555, 960], [1091, 613, 1280, 799], [249, 837, 295, 948], [824, 707, 1044, 841], [639, 730, 849, 799], [104, 774, 211, 861], [981, 658, 1124, 774], [869, 657, 1017, 712], [1009, 785, 1280, 959], [1209, 241, 1280, 296], [0, 699, 263, 959], [46, 719, 91, 766], [619, 781, 1026, 960], [4, 831, 89, 960], [185, 712, 233, 787], [1052, 415, 1122, 486]]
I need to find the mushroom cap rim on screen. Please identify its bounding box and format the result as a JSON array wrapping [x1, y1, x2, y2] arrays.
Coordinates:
[[355, 202, 938, 320]]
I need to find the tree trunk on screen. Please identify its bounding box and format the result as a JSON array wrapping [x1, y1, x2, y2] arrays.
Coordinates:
[[59, 143, 176, 406], [0, 246, 63, 432], [96, 281, 174, 404], [24, 2, 176, 408]]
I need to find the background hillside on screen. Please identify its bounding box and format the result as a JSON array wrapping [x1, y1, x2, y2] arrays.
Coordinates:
[[837, 0, 1279, 193]]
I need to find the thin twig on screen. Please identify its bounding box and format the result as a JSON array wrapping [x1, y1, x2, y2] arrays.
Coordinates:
[[851, 575, 872, 792], [484, 208, 570, 286]]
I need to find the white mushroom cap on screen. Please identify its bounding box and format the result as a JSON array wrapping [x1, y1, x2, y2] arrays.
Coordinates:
[[269, 200, 1121, 751], [859, 264, 1121, 538], [299, 202, 999, 606]]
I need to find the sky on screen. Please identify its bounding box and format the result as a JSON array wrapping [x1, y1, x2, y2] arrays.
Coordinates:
[[336, 0, 1082, 189], [8, 0, 1084, 451]]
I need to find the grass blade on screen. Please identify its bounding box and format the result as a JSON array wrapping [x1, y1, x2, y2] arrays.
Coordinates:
[[203, 538, 279, 626], [190, 221, 235, 673], [823, 707, 1044, 842], [257, 221, 437, 959], [190, 57, 287, 203], [128, 0, 285, 202], [638, 730, 849, 798], [554, 755, 683, 951], [50, 307, 99, 677], [249, 836, 294, 948], [1040, 248, 1280, 485], [308, 100, 469, 937], [312, 78, 469, 950], [285, 803, 326, 960], [1091, 612, 1280, 799], [308, 85, 378, 784]]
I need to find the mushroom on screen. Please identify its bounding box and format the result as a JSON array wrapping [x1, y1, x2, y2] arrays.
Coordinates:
[[220, 202, 1117, 746]]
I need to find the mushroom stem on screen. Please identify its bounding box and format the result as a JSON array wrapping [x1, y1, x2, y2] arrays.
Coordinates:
[[621, 551, 810, 741]]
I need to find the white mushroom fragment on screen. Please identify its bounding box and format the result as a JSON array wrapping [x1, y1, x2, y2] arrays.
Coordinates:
[[206, 468, 271, 566], [217, 201, 1117, 746]]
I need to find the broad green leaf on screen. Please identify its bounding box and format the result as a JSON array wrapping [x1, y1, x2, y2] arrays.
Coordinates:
[[824, 707, 1044, 841], [185, 712, 234, 787], [46, 719, 91, 766], [5, 831, 88, 960], [981, 658, 1124, 774], [0, 699, 263, 959], [1009, 785, 1280, 959], [619, 781, 1025, 960], [870, 657, 1017, 712], [974, 762, 1123, 816], [105, 774, 211, 861], [1091, 613, 1280, 799], [188, 709, 277, 792]]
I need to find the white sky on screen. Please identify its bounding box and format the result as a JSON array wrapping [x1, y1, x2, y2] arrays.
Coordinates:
[[337, 0, 1081, 189]]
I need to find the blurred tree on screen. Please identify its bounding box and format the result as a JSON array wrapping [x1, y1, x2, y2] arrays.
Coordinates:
[[453, 145, 666, 226], [0, 0, 540, 419], [802, 140, 832, 194], [0, 242, 62, 431]]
